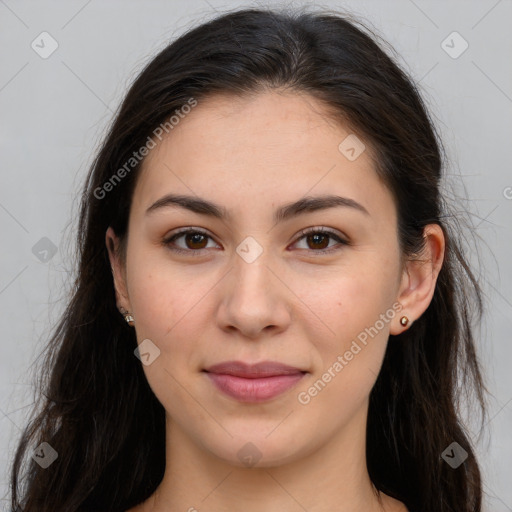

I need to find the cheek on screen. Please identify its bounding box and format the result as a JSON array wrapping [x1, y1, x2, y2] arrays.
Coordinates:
[[295, 284, 393, 428], [308, 262, 399, 347], [298, 259, 399, 403], [124, 251, 211, 421], [125, 241, 213, 339]]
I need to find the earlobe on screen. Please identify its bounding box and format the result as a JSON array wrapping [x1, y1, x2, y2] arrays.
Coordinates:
[[390, 224, 445, 335], [105, 227, 131, 313]]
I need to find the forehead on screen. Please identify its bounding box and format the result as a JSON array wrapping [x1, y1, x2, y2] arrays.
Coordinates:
[[131, 90, 395, 224]]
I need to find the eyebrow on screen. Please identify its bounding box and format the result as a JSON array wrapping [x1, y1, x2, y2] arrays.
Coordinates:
[[145, 193, 370, 223]]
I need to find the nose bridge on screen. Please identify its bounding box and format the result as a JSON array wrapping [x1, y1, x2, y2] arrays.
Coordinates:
[[232, 239, 277, 306], [218, 236, 291, 337]]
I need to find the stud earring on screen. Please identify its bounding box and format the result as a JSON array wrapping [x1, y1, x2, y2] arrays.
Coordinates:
[[400, 316, 409, 327], [119, 307, 134, 326]]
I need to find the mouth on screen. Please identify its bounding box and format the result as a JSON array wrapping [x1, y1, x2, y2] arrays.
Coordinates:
[[203, 360, 307, 403]]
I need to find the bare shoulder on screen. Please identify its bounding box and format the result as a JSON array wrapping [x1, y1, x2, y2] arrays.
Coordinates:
[[125, 493, 157, 512], [125, 504, 145, 512], [381, 492, 410, 512], [125, 494, 408, 512]]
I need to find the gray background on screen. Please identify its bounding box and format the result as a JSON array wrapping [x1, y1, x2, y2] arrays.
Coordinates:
[[1, 0, 511, 510]]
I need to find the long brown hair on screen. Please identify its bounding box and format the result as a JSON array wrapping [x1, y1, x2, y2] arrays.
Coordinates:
[[11, 6, 487, 512]]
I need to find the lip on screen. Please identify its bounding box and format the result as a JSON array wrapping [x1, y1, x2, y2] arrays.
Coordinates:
[[203, 360, 306, 402]]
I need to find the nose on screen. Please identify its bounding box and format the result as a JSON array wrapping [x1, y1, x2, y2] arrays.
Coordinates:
[[216, 251, 292, 340]]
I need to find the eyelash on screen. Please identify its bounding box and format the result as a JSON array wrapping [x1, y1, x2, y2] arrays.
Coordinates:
[[162, 227, 349, 256]]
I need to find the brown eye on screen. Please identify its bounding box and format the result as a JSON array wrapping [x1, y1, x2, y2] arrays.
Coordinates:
[[163, 227, 348, 257], [183, 232, 208, 250], [305, 232, 330, 250], [163, 229, 219, 256], [293, 228, 348, 255]]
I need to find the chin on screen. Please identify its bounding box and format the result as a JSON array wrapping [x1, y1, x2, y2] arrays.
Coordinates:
[[202, 429, 315, 469]]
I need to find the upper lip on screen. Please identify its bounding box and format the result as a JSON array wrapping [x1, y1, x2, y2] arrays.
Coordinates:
[[204, 360, 306, 378]]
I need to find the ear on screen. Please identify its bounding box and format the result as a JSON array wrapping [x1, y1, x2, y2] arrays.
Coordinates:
[[390, 224, 445, 335], [105, 226, 131, 314]]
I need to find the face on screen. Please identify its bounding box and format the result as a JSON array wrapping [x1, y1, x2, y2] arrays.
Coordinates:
[[108, 90, 412, 468]]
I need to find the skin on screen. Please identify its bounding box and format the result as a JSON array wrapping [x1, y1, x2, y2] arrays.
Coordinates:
[[107, 90, 445, 512]]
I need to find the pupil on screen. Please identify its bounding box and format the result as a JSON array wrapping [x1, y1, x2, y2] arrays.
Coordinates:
[[187, 233, 206, 249], [309, 233, 328, 250]]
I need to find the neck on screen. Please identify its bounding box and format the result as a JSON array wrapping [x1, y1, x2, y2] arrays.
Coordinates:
[[145, 402, 391, 512]]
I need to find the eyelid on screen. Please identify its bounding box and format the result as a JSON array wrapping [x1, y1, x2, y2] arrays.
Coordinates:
[[162, 227, 220, 256], [294, 226, 349, 243], [162, 226, 349, 255], [291, 226, 350, 253]]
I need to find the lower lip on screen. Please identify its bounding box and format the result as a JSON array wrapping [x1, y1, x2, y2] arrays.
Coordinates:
[[205, 372, 305, 402]]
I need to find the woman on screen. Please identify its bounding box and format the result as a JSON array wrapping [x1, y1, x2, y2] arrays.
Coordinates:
[[10, 6, 487, 512]]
